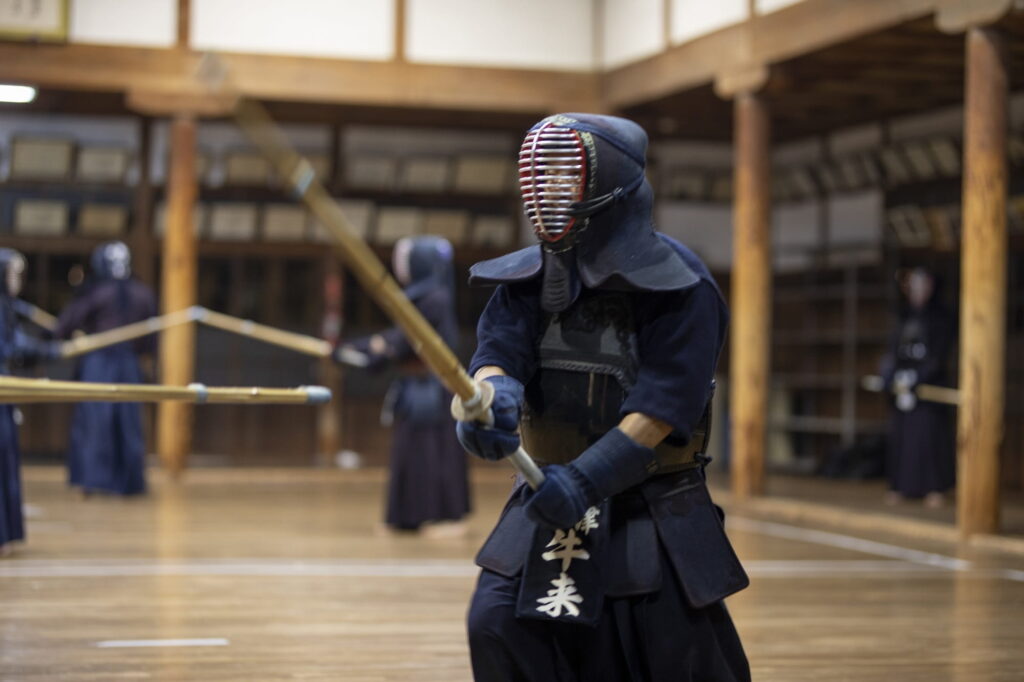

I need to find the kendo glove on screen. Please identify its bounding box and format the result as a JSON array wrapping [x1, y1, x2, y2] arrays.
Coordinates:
[[524, 427, 658, 529], [455, 375, 524, 461]]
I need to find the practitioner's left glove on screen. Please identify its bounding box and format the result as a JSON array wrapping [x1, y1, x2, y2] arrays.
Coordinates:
[[523, 427, 658, 529]]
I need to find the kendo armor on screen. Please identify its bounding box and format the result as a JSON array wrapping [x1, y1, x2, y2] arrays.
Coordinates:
[[519, 290, 711, 473], [475, 114, 716, 472]]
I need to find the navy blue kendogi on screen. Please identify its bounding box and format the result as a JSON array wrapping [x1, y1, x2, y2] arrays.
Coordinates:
[[880, 267, 956, 504], [337, 236, 471, 531], [0, 249, 60, 554], [455, 114, 750, 681], [55, 242, 157, 496]]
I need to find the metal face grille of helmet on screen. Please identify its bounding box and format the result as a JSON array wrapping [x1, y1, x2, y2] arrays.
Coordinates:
[[518, 121, 588, 242]]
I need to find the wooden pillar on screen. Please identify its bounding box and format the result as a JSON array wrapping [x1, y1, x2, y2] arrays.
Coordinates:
[[956, 27, 1007, 537], [157, 114, 198, 475], [729, 91, 772, 499], [131, 116, 156, 287]]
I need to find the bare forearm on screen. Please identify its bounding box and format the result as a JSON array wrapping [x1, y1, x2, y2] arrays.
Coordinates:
[[618, 412, 673, 448], [474, 365, 507, 381]]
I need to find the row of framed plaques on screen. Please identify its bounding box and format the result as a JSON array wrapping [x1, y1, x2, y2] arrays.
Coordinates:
[[887, 194, 1024, 250], [11, 198, 128, 237], [5, 134, 517, 198], [153, 201, 517, 248], [7, 137, 132, 183], [346, 154, 516, 195], [660, 132, 1024, 204]]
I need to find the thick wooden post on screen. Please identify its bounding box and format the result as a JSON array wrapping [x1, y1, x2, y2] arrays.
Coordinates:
[[131, 116, 155, 286], [730, 92, 772, 499], [157, 114, 198, 475], [957, 27, 1007, 536]]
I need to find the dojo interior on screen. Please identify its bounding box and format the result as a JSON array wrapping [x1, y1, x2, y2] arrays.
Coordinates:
[[1, 1, 1024, 679]]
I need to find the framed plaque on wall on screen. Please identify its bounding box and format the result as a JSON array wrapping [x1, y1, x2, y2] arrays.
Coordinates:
[[76, 147, 132, 184], [78, 204, 128, 237], [14, 199, 68, 236], [0, 0, 68, 41], [10, 137, 74, 180]]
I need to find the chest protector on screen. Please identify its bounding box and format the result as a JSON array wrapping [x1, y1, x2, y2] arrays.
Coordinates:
[[519, 290, 709, 472]]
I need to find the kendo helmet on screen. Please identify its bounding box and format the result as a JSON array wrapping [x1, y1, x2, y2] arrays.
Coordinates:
[[0, 248, 26, 298], [519, 113, 648, 246], [392, 235, 455, 296], [91, 241, 132, 280], [471, 113, 698, 312]]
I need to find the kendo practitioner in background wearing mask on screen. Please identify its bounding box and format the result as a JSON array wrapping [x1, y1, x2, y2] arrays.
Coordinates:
[[336, 236, 471, 536], [54, 242, 157, 497], [0, 250, 61, 555], [455, 114, 750, 681], [880, 267, 956, 508]]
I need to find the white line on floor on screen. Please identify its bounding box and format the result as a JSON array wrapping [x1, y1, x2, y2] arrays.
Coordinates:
[[95, 638, 229, 648], [0, 558, 481, 578], [0, 557, 960, 580], [727, 516, 972, 571], [999, 569, 1024, 582], [741, 560, 946, 576]]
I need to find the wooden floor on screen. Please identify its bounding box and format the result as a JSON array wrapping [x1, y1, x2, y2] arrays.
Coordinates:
[[3, 466, 1024, 681]]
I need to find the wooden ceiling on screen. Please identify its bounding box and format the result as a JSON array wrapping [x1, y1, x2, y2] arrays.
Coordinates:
[[623, 12, 1024, 143], [0, 88, 543, 135], [3, 9, 1023, 143]]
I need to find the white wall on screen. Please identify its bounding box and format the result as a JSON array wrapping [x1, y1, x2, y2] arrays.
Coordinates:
[[406, 0, 595, 71], [670, 0, 747, 45], [756, 0, 807, 14], [654, 140, 733, 168], [602, 0, 665, 69], [192, 0, 395, 61], [828, 190, 882, 247], [70, 0, 177, 47], [657, 202, 734, 270]]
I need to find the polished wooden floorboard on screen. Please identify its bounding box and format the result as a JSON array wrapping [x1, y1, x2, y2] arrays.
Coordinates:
[[2, 466, 1023, 681]]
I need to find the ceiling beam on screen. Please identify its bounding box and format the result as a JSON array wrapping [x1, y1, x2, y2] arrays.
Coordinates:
[[0, 43, 600, 116], [605, 0, 942, 110]]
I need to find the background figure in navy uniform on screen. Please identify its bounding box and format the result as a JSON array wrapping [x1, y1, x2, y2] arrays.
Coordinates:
[[0, 249, 60, 555], [455, 114, 749, 681], [880, 267, 956, 508], [54, 242, 157, 497], [337, 236, 470, 534]]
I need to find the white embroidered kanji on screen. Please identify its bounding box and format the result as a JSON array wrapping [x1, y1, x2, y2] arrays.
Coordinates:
[[574, 506, 601, 536], [535, 572, 584, 618], [541, 528, 590, 572]]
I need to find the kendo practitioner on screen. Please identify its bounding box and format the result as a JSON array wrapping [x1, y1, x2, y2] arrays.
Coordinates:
[[0, 249, 60, 555], [336, 236, 471, 534], [54, 241, 157, 496], [880, 267, 956, 508], [455, 114, 750, 681]]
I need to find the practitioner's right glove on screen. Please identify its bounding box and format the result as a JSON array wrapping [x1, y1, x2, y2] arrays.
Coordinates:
[[455, 375, 524, 461]]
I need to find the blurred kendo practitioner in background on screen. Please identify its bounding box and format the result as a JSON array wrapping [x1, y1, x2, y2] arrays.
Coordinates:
[[455, 114, 750, 681], [55, 242, 157, 497], [336, 236, 470, 535], [0, 250, 60, 555], [880, 267, 956, 508]]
